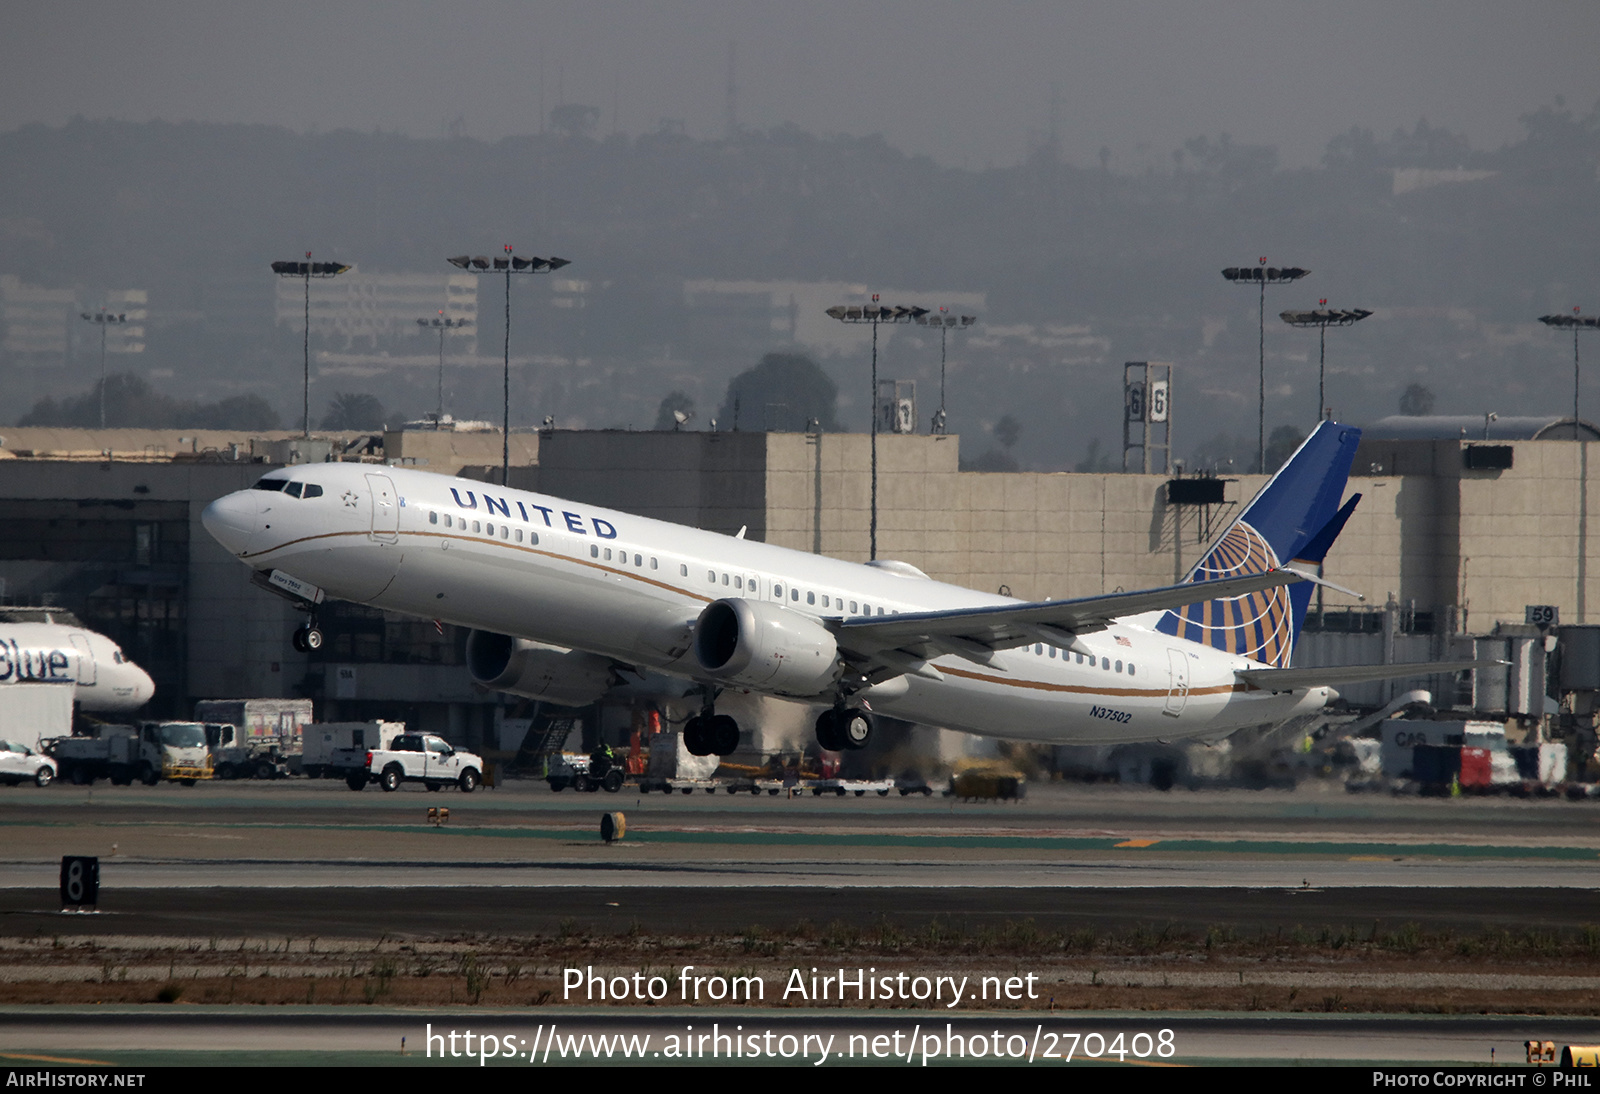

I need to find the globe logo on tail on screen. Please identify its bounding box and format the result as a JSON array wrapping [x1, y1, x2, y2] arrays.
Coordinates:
[[1160, 521, 1295, 667]]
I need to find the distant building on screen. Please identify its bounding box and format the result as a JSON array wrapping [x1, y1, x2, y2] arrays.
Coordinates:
[[0, 278, 148, 363], [274, 268, 479, 358]]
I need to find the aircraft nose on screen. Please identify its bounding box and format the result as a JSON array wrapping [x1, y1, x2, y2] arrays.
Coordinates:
[[202, 491, 260, 556], [132, 665, 155, 707]]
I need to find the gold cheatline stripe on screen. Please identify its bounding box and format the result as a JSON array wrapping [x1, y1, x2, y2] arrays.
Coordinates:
[[941, 665, 1245, 698]]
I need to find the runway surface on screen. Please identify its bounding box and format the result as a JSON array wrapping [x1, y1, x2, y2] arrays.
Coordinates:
[[0, 780, 1595, 1068], [1, 1010, 1595, 1066], [0, 779, 1595, 935]]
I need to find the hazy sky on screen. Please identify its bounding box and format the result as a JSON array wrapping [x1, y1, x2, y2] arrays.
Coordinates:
[[8, 2, 1600, 169]]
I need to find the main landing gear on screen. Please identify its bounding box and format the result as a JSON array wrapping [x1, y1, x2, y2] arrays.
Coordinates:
[[683, 711, 740, 757], [814, 706, 873, 752]]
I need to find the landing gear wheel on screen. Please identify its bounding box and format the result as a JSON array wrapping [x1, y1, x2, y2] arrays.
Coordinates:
[[840, 709, 873, 750], [709, 714, 740, 757], [814, 710, 844, 752], [458, 768, 480, 793], [293, 625, 324, 652], [683, 716, 713, 757]]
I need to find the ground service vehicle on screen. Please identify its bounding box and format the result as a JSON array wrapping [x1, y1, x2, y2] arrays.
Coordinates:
[[302, 720, 404, 780], [0, 740, 56, 787], [193, 699, 311, 779], [355, 733, 483, 793], [49, 722, 211, 786]]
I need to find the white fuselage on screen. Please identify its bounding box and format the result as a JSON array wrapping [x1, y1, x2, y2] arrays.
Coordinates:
[[202, 464, 1329, 745], [0, 624, 155, 712]]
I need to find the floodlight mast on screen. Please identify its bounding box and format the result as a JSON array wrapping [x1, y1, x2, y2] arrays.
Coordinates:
[[271, 253, 352, 439], [1538, 309, 1600, 436], [417, 312, 472, 429], [77, 308, 128, 429], [1222, 260, 1309, 471], [915, 309, 978, 434], [1279, 303, 1372, 424], [826, 299, 930, 559], [447, 248, 570, 485]]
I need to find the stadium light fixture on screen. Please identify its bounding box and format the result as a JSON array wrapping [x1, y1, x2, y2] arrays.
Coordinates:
[[417, 312, 472, 430], [77, 309, 128, 430], [272, 253, 352, 438], [1280, 301, 1372, 424], [826, 297, 929, 559], [447, 247, 570, 484], [1539, 308, 1600, 435], [1222, 259, 1309, 471], [915, 309, 978, 434]]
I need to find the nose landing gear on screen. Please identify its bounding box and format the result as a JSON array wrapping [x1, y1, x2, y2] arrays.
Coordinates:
[[291, 620, 324, 653]]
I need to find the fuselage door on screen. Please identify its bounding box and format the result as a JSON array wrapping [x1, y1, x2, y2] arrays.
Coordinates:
[[69, 634, 96, 686], [1164, 648, 1190, 717], [366, 474, 399, 544]]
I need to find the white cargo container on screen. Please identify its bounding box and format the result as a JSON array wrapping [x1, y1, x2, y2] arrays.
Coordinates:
[[302, 720, 405, 779], [0, 683, 74, 751]]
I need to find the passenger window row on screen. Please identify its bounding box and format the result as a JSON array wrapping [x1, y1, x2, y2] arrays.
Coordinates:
[[424, 509, 903, 617], [1029, 643, 1136, 675], [426, 509, 540, 545]]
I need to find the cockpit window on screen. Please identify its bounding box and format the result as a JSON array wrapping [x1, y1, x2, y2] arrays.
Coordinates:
[[252, 478, 287, 492], [284, 482, 304, 498], [302, 484, 323, 498]]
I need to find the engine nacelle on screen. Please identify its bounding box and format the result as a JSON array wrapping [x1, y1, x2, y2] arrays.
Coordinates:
[[465, 631, 615, 707], [692, 598, 841, 698]]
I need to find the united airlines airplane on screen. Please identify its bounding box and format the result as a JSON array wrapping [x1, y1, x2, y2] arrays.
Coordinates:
[[0, 614, 155, 712], [201, 422, 1483, 755]]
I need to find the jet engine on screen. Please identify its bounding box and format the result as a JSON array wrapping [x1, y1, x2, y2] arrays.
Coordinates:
[[692, 598, 841, 697], [465, 631, 616, 706]]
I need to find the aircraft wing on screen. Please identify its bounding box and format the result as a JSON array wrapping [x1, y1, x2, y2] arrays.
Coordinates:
[[1235, 659, 1505, 692], [832, 570, 1305, 677]]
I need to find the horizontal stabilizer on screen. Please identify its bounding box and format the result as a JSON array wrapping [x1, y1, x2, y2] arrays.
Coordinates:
[[1236, 659, 1506, 691]]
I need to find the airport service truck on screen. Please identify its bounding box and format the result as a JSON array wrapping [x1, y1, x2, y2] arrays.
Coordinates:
[[48, 721, 211, 786], [302, 720, 404, 782], [355, 733, 483, 793], [193, 699, 312, 779]]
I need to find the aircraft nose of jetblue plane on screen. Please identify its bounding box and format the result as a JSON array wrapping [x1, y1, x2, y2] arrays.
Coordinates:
[[130, 664, 156, 707], [202, 490, 260, 557]]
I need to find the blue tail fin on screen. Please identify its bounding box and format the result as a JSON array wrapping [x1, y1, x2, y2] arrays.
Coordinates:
[[1155, 422, 1362, 666]]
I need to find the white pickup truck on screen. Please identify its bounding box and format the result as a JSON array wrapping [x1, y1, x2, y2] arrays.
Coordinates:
[[359, 734, 483, 793]]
